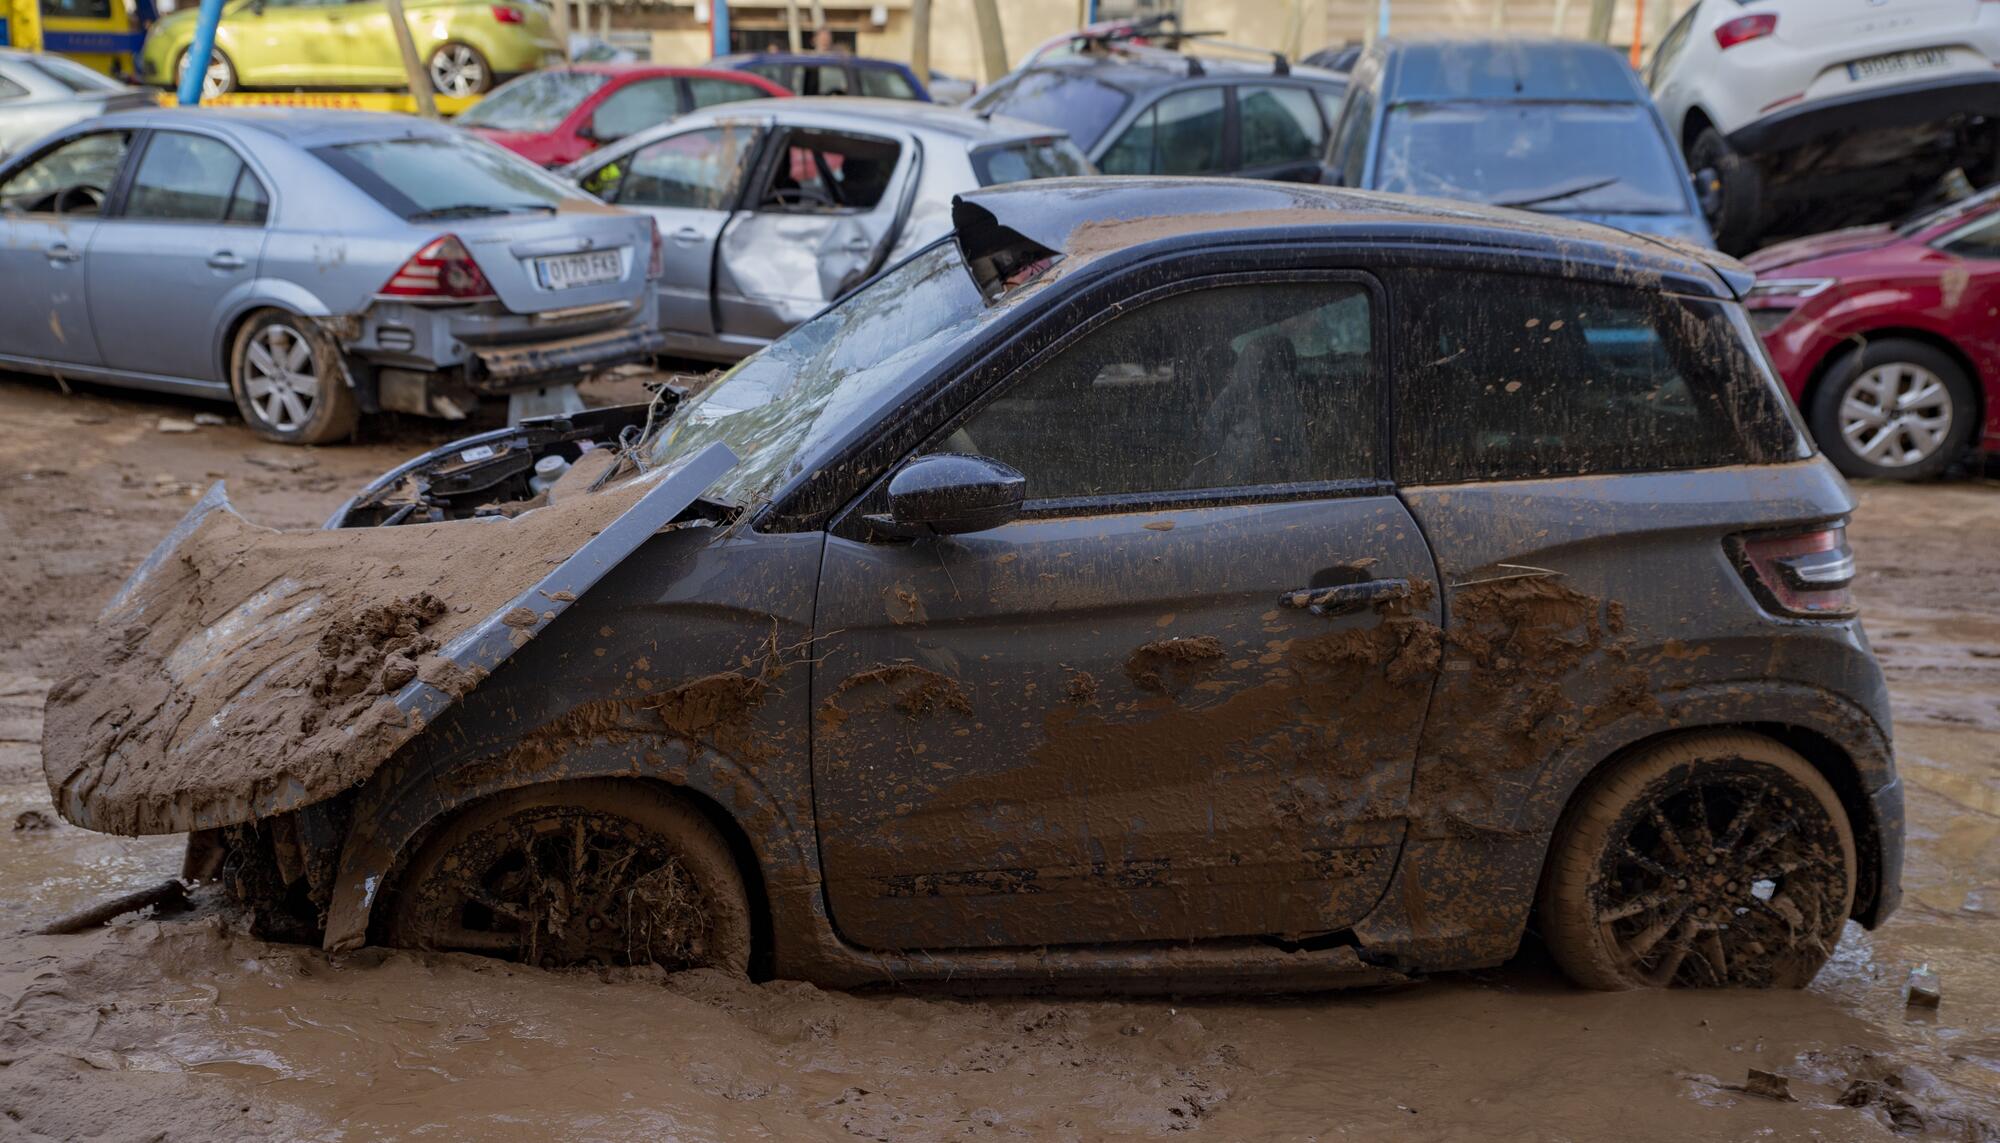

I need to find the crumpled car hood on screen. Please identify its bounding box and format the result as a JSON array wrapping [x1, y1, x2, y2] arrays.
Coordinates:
[[41, 442, 736, 836]]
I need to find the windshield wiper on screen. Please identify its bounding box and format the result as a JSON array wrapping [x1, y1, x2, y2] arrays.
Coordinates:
[[1494, 177, 1622, 210], [407, 203, 557, 220]]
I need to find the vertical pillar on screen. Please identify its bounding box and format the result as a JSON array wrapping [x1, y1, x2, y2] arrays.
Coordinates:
[[174, 0, 225, 105]]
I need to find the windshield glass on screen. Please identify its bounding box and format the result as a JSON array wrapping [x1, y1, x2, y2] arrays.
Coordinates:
[[24, 54, 127, 93], [967, 70, 1131, 150], [1896, 185, 2000, 236], [313, 134, 589, 219], [1377, 101, 1688, 214], [647, 242, 1013, 505], [457, 69, 611, 132], [971, 137, 1094, 186]]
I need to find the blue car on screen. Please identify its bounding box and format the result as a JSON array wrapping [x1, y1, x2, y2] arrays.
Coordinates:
[[1323, 38, 1712, 247], [711, 51, 931, 102]]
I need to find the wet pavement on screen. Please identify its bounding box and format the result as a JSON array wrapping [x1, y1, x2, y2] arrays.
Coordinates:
[[2, 374, 1997, 1140]]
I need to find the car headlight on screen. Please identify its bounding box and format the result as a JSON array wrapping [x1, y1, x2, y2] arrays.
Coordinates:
[[1745, 278, 1834, 304]]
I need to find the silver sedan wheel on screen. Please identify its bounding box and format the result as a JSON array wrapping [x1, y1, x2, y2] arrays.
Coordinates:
[[243, 325, 320, 433], [429, 44, 485, 96], [1838, 361, 1954, 469]]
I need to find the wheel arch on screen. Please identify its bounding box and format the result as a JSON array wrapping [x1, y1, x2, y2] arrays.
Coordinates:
[[1799, 327, 1987, 445], [213, 289, 336, 383], [1681, 104, 1716, 154]]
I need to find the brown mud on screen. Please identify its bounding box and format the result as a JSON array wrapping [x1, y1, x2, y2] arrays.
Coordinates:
[[3, 377, 2000, 1139]]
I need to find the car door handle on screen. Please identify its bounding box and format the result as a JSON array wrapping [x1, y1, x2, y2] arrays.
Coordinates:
[[44, 243, 81, 264], [1280, 578, 1412, 617], [207, 251, 246, 270], [671, 227, 703, 245], [839, 237, 873, 253]]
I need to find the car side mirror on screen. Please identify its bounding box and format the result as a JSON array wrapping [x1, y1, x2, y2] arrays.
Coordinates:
[[871, 454, 1026, 538]]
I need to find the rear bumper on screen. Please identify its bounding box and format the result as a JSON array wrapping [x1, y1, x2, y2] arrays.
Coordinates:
[[471, 325, 666, 387], [1728, 74, 2000, 155]]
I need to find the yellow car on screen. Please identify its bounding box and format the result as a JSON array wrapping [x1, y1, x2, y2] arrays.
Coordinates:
[[137, 0, 560, 97]]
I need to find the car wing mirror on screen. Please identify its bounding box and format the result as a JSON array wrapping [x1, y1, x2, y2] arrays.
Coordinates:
[[867, 453, 1026, 539]]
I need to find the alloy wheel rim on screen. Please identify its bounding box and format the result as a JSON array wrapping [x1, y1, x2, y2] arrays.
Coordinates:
[[1592, 770, 1846, 987], [179, 53, 231, 97], [1840, 362, 1953, 468], [243, 325, 320, 433], [430, 45, 484, 96]]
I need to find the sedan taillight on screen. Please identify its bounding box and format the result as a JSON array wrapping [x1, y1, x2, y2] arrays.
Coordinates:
[[492, 5, 524, 22], [380, 235, 496, 301], [1715, 13, 1778, 49], [1733, 526, 1858, 619]]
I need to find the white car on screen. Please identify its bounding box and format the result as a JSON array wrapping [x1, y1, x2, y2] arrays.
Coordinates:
[[1648, 0, 2000, 252]]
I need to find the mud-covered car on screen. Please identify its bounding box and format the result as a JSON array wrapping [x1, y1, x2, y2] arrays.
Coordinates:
[[43, 180, 1902, 993]]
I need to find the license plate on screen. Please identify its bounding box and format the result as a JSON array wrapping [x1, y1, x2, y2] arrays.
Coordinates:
[[1847, 48, 1948, 82], [535, 249, 622, 291]]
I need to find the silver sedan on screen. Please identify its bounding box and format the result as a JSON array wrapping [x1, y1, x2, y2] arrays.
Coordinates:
[[0, 49, 153, 161], [0, 107, 664, 443]]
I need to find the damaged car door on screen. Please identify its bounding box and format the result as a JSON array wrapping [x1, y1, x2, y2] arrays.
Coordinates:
[[811, 270, 1443, 950], [715, 125, 917, 344]]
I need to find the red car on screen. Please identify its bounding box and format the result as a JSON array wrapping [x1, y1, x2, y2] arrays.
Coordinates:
[[1747, 191, 2000, 481], [457, 64, 789, 167]]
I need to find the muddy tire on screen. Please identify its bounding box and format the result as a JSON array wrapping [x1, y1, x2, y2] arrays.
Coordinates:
[[230, 310, 359, 446], [1808, 339, 1976, 482], [1539, 731, 1856, 990], [386, 780, 753, 975], [1689, 126, 1763, 255]]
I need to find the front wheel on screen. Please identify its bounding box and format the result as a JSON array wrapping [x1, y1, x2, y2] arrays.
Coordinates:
[[386, 780, 754, 974], [230, 311, 359, 445], [1809, 338, 1977, 481], [175, 46, 236, 97], [1539, 731, 1856, 990], [1688, 126, 1763, 255], [427, 42, 491, 96]]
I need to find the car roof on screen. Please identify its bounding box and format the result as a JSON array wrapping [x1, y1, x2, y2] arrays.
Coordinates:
[[954, 178, 1744, 297], [1376, 38, 1648, 103], [682, 96, 1062, 143], [82, 106, 448, 146], [714, 52, 909, 70], [558, 63, 773, 80], [1012, 49, 1347, 95]]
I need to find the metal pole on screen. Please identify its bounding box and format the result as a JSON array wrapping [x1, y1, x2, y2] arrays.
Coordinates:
[[910, 0, 930, 80], [1378, 0, 1390, 41], [1629, 0, 1645, 66], [711, 0, 727, 56], [785, 0, 801, 52], [1586, 0, 1614, 42], [971, 0, 1005, 83], [548, 0, 569, 62], [384, 0, 438, 118], [174, 0, 225, 105], [1551, 0, 1571, 36]]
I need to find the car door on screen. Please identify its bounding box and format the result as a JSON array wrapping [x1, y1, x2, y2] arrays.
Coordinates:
[[0, 128, 133, 368], [810, 268, 1443, 950], [87, 129, 269, 384], [324, 0, 397, 86], [1235, 83, 1331, 183], [578, 122, 763, 347], [714, 125, 917, 343]]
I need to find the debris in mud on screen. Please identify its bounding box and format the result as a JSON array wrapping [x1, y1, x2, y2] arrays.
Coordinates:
[[13, 808, 54, 831], [1065, 669, 1099, 705], [311, 592, 447, 700], [1905, 964, 1942, 1009], [1124, 635, 1226, 693], [1741, 1068, 1797, 1102], [154, 418, 198, 434], [1840, 1076, 1927, 1133], [883, 583, 927, 626], [38, 878, 187, 935]]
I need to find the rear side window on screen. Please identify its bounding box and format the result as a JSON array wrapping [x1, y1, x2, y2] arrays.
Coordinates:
[[1101, 87, 1226, 176], [1238, 85, 1325, 167], [125, 132, 267, 224], [0, 75, 26, 101], [970, 137, 1093, 186], [952, 281, 1377, 498], [1392, 270, 1810, 484]]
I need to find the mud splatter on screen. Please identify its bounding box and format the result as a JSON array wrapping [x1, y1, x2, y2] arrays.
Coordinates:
[[1064, 670, 1100, 705], [1123, 635, 1226, 694], [818, 664, 972, 732]]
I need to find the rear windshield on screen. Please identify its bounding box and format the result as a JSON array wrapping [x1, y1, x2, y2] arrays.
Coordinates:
[[23, 54, 127, 93], [457, 70, 611, 133], [1377, 101, 1688, 214], [966, 70, 1131, 150], [312, 134, 589, 219], [971, 137, 1093, 186]]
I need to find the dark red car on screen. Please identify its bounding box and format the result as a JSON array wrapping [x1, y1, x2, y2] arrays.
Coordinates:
[[456, 64, 789, 167], [1746, 191, 2000, 480]]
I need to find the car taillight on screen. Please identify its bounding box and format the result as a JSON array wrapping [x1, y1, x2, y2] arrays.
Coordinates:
[[380, 235, 496, 301], [647, 219, 664, 280], [1733, 526, 1858, 619], [492, 5, 523, 22], [1715, 13, 1778, 49]]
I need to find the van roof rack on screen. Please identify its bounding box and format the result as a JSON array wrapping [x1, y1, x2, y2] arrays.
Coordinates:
[[1068, 16, 1293, 77]]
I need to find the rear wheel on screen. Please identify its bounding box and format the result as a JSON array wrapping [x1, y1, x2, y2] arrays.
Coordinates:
[[1809, 338, 1977, 481], [175, 46, 236, 97], [386, 780, 753, 974], [1688, 126, 1763, 254], [1540, 732, 1856, 991], [428, 42, 491, 96], [230, 310, 358, 445]]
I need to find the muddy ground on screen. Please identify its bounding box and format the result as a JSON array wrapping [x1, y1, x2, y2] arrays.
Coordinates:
[[2, 373, 1998, 1141]]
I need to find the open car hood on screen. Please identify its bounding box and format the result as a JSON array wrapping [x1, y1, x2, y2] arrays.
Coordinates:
[[41, 442, 736, 836]]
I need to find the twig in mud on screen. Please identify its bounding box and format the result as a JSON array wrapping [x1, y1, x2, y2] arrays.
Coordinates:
[[1450, 564, 1566, 589], [38, 879, 188, 935]]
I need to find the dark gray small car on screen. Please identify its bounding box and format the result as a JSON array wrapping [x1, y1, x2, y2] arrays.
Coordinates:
[[43, 180, 1901, 994]]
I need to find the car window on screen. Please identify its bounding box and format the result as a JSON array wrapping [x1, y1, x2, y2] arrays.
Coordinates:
[[859, 66, 915, 99], [22, 53, 127, 92], [1376, 102, 1688, 214], [591, 78, 682, 142], [1239, 85, 1325, 168], [1101, 87, 1226, 176], [1313, 87, 1345, 132], [39, 0, 111, 19], [744, 63, 797, 92], [952, 282, 1376, 498], [312, 133, 587, 219], [228, 169, 270, 224], [964, 69, 1131, 150], [124, 131, 262, 224], [0, 130, 129, 216], [589, 125, 755, 210], [800, 64, 851, 97], [1937, 211, 2000, 259], [456, 69, 610, 132], [0, 75, 25, 101], [752, 129, 899, 212], [688, 76, 766, 108], [970, 137, 1094, 186], [1647, 6, 1700, 87], [1326, 86, 1372, 186], [1392, 270, 1811, 484]]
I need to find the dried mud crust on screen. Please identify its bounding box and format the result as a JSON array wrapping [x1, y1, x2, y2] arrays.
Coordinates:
[[40, 471, 670, 836], [817, 663, 972, 733]]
